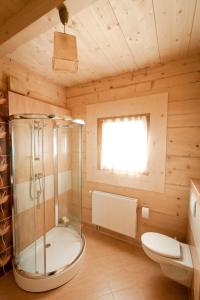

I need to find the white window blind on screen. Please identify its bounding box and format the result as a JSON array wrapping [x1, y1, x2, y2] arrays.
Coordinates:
[[100, 115, 148, 174]]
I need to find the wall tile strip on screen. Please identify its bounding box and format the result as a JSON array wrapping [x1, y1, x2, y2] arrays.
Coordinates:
[[0, 91, 12, 277]]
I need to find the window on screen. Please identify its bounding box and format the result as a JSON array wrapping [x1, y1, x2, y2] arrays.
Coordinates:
[[87, 93, 168, 192], [98, 115, 149, 174]]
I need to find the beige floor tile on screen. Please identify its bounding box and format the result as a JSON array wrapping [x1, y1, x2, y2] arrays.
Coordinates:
[[141, 276, 189, 300], [113, 286, 144, 300], [0, 227, 188, 300], [91, 293, 114, 300]]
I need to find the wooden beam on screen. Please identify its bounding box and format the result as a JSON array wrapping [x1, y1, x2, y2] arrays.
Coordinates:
[[0, 0, 98, 57], [0, 0, 64, 46]]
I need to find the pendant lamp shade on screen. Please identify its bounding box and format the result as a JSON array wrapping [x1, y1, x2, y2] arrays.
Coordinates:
[[53, 32, 78, 73]]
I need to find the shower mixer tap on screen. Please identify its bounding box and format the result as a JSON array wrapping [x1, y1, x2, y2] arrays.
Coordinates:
[[30, 121, 45, 206], [35, 173, 44, 208], [35, 173, 43, 179], [30, 172, 44, 208]]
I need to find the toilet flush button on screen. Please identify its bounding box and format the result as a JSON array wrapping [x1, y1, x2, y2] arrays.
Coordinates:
[[190, 193, 197, 217]]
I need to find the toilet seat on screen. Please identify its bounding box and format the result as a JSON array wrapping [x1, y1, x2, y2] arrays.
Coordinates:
[[141, 232, 181, 259]]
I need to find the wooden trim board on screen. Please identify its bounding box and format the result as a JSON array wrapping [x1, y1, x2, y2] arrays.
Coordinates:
[[8, 91, 71, 117]]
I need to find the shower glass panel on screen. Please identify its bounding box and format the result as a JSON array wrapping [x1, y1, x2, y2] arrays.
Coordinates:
[[10, 115, 84, 279], [11, 118, 52, 275], [56, 125, 82, 234]]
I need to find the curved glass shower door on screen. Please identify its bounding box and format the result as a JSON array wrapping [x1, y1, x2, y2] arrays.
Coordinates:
[[45, 122, 83, 272], [11, 118, 54, 275], [10, 115, 84, 279]]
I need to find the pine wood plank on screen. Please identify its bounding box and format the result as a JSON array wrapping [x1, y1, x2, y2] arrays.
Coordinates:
[[166, 156, 200, 187], [109, 0, 160, 67], [0, 0, 64, 48], [0, 0, 99, 58], [0, 57, 67, 107], [168, 99, 200, 115], [67, 55, 200, 97], [67, 57, 200, 243], [167, 127, 200, 157], [78, 0, 136, 73], [189, 0, 200, 55], [8, 91, 70, 117], [153, 0, 196, 61], [168, 113, 200, 128]]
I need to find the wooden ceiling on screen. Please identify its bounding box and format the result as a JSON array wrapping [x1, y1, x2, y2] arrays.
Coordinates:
[[5, 0, 200, 87]]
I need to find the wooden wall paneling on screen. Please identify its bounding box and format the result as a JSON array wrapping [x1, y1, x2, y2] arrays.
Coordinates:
[[189, 0, 200, 55], [75, 80, 200, 110], [167, 127, 200, 157], [66, 55, 200, 241], [137, 213, 187, 241], [153, 0, 197, 61], [8, 91, 71, 117], [166, 156, 200, 187], [68, 82, 200, 110], [152, 70, 200, 90], [109, 0, 160, 67], [84, 181, 189, 218], [8, 75, 67, 108], [67, 55, 200, 98], [0, 57, 67, 107], [169, 81, 200, 102], [168, 114, 200, 128], [168, 99, 200, 115]]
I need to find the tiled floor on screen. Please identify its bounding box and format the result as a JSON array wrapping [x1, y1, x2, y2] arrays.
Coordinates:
[[0, 227, 188, 300]]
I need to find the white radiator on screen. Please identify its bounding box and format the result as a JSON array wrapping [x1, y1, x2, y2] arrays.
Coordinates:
[[92, 190, 138, 238]]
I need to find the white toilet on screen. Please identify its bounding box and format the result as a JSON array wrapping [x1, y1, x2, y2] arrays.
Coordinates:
[[141, 232, 193, 287]]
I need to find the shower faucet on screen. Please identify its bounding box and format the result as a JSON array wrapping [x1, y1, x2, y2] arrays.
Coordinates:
[[35, 173, 43, 180], [36, 173, 43, 208], [30, 172, 44, 208]]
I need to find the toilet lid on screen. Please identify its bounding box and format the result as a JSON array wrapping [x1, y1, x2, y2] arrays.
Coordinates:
[[141, 232, 181, 259]]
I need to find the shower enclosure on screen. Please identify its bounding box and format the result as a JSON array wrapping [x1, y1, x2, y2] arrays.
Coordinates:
[[10, 114, 85, 292]]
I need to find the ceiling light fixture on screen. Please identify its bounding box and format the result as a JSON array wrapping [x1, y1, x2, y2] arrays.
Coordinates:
[[52, 4, 78, 73]]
